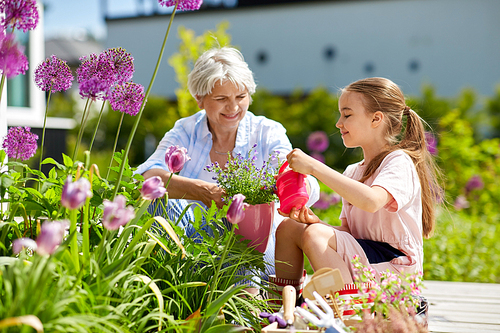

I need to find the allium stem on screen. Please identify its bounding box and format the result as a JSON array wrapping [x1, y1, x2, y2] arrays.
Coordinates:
[[38, 87, 53, 180], [89, 101, 106, 153], [69, 208, 80, 270], [106, 112, 125, 179], [111, 3, 178, 199], [0, 74, 5, 105], [73, 98, 91, 161]]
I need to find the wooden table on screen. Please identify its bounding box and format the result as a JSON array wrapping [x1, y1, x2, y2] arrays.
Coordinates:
[[422, 280, 500, 333]]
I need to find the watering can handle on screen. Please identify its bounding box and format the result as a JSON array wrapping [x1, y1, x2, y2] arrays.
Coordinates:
[[279, 161, 289, 174]]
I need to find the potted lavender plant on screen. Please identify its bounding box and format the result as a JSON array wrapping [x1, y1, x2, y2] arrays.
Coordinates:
[[206, 144, 282, 253]]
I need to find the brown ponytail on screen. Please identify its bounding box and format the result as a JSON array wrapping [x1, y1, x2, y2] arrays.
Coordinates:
[[342, 78, 442, 238]]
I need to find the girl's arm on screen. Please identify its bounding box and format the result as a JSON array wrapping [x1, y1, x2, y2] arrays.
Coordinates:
[[287, 149, 393, 213]]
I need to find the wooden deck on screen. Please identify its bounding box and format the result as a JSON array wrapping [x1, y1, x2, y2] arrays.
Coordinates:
[[422, 280, 500, 333]]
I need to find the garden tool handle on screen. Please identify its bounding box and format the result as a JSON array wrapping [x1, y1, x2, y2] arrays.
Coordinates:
[[283, 285, 296, 326]]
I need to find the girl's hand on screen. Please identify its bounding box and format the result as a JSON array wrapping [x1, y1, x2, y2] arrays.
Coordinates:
[[279, 206, 320, 224], [286, 148, 316, 175]]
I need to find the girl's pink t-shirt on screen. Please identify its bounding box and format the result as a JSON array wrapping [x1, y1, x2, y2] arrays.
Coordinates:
[[340, 150, 423, 273]]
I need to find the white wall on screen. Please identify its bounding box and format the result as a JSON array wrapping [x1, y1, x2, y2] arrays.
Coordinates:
[[106, 0, 500, 98]]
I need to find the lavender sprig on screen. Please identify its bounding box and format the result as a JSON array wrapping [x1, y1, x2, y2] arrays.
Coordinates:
[[205, 145, 281, 205]]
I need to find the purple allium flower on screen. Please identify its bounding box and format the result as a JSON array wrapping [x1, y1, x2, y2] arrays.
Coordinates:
[[330, 192, 341, 206], [109, 82, 144, 116], [310, 152, 325, 163], [226, 193, 249, 224], [61, 176, 92, 210], [0, 32, 28, 79], [13, 237, 37, 254], [454, 195, 469, 211], [312, 192, 331, 210], [0, 0, 39, 32], [158, 0, 203, 11], [76, 53, 115, 100], [141, 176, 167, 200], [2, 126, 38, 160], [34, 55, 74, 92], [36, 220, 69, 256], [101, 47, 134, 85], [165, 145, 191, 173], [425, 131, 438, 155], [307, 131, 329, 153], [102, 195, 135, 230], [465, 175, 484, 194]]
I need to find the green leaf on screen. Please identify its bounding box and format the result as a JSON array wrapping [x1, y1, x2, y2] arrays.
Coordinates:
[[62, 153, 73, 168]]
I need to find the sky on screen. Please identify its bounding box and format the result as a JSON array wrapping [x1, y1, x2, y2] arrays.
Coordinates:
[[42, 0, 137, 40]]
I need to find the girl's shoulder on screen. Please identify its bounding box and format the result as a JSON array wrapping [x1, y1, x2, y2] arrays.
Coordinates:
[[382, 150, 414, 166]]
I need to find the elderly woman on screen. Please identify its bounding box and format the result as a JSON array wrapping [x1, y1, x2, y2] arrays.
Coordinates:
[[135, 47, 319, 281]]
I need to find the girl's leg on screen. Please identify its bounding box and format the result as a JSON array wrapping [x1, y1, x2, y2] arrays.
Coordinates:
[[301, 223, 353, 283], [275, 218, 308, 280]]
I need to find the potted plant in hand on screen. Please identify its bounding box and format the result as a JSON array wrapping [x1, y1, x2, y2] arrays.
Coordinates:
[[206, 144, 281, 253]]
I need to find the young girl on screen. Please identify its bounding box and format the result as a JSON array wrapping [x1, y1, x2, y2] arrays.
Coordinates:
[[272, 77, 441, 294]]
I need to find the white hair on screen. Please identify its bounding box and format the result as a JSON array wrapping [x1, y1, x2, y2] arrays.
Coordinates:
[[187, 47, 256, 100]]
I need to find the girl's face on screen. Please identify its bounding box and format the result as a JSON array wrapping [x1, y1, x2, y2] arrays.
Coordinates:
[[336, 91, 378, 149], [197, 80, 250, 131]]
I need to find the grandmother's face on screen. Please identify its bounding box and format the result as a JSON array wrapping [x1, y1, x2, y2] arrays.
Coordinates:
[[197, 80, 250, 131]]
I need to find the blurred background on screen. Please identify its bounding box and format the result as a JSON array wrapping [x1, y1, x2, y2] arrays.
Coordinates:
[[3, 0, 500, 283]]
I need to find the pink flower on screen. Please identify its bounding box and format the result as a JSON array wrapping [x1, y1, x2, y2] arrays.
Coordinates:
[[109, 82, 144, 116], [12, 237, 37, 254], [0, 32, 28, 79], [158, 0, 203, 11], [2, 126, 38, 161], [34, 55, 74, 92], [165, 145, 191, 173], [0, 0, 39, 32], [307, 131, 329, 153], [310, 152, 325, 163], [141, 176, 167, 200], [61, 176, 92, 210], [425, 131, 438, 155], [226, 193, 249, 224], [454, 195, 469, 210], [102, 195, 135, 230], [36, 220, 69, 256], [465, 175, 484, 194]]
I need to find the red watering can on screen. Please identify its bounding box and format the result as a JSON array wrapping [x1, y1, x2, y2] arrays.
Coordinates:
[[275, 161, 309, 214]]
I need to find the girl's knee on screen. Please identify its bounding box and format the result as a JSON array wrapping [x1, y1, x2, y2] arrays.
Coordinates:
[[301, 224, 336, 250]]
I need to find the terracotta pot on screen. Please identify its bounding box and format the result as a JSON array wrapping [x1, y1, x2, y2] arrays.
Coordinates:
[[234, 201, 274, 253]]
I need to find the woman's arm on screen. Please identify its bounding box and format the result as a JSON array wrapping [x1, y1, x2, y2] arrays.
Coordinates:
[[287, 149, 392, 213], [143, 169, 225, 209]]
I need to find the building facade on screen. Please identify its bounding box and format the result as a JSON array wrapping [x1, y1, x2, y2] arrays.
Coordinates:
[[104, 0, 500, 99]]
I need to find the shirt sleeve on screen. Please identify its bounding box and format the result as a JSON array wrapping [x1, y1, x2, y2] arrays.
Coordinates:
[[134, 120, 188, 175], [371, 151, 418, 213]]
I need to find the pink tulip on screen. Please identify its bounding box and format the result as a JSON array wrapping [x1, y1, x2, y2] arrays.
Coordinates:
[[141, 176, 167, 200], [102, 195, 135, 230], [36, 220, 69, 256], [61, 176, 92, 210], [12, 237, 37, 254], [165, 145, 191, 173], [227, 193, 249, 224]]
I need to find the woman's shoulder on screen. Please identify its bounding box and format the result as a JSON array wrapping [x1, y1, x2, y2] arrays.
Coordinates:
[[245, 111, 286, 130]]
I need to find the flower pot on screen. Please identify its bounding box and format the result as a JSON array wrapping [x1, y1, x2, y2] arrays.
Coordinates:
[[234, 201, 274, 253]]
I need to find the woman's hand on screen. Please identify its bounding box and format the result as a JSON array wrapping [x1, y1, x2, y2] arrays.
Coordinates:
[[197, 182, 226, 209], [279, 206, 320, 224], [286, 148, 317, 175]]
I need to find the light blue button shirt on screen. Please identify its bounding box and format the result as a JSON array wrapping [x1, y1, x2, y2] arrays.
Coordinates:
[[136, 110, 319, 204]]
